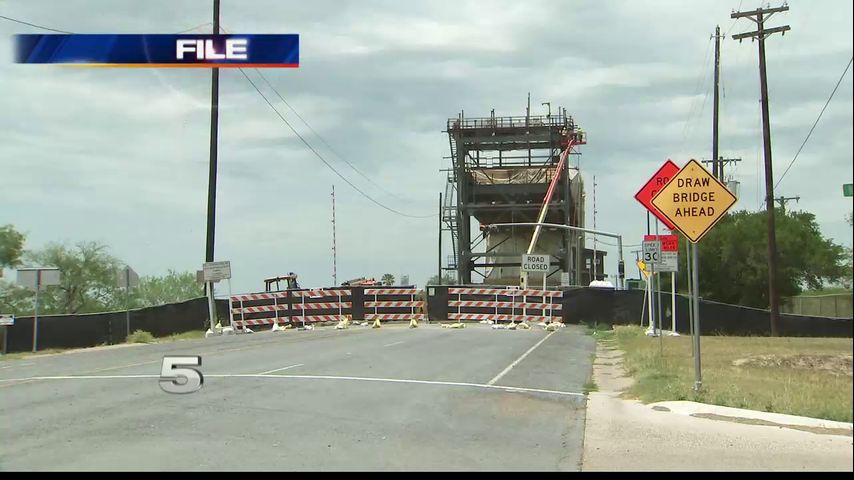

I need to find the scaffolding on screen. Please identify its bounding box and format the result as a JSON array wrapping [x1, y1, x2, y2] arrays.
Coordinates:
[[441, 108, 594, 285]]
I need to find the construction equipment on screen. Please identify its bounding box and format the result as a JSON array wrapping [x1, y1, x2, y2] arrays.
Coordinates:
[[264, 272, 300, 292], [341, 277, 380, 287]]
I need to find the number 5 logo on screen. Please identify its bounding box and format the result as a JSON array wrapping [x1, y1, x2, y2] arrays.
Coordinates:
[[160, 356, 204, 394]]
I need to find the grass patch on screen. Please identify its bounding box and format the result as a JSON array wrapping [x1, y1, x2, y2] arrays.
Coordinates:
[[610, 325, 853, 422], [126, 330, 155, 344], [158, 330, 206, 342], [0, 347, 71, 361], [583, 379, 599, 394], [582, 321, 615, 341]]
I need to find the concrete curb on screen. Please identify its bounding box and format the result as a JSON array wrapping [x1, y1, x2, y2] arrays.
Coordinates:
[[649, 401, 853, 433]]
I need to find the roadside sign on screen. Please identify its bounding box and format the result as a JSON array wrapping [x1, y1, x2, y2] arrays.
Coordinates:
[[651, 159, 737, 243], [636, 260, 650, 278], [203, 261, 231, 282], [642, 240, 662, 265], [116, 266, 139, 288], [0, 314, 14, 326], [16, 268, 61, 290], [844, 183, 853, 197], [645, 234, 678, 272], [521, 254, 550, 273], [634, 159, 680, 230]]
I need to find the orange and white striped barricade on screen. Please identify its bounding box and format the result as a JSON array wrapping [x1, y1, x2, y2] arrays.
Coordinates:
[[447, 287, 563, 324], [364, 288, 424, 325], [229, 291, 290, 330], [290, 289, 352, 327]]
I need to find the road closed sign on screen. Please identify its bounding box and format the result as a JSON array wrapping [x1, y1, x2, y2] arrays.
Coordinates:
[[651, 159, 736, 243], [522, 254, 550, 273]]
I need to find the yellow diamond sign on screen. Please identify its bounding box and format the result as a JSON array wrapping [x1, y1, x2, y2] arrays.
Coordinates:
[[651, 159, 736, 243]]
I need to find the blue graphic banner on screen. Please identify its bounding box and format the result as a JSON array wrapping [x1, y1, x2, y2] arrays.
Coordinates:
[[14, 34, 299, 67]]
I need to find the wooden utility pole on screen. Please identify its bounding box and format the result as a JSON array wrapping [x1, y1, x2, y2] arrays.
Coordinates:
[[712, 25, 721, 180], [732, 4, 790, 336], [205, 0, 221, 267], [774, 195, 800, 214]]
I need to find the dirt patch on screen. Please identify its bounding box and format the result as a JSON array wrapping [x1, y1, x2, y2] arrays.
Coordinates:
[[691, 413, 853, 437], [732, 354, 853, 377]]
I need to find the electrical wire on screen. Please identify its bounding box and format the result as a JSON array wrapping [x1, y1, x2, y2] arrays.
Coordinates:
[[774, 56, 853, 190], [218, 24, 411, 203], [0, 13, 437, 219], [238, 68, 436, 219], [0, 14, 72, 33]]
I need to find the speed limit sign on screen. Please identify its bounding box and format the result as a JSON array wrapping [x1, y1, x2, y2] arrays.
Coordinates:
[[642, 240, 662, 265]]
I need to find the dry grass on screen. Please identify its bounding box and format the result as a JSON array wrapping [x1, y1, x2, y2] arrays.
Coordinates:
[[612, 325, 853, 423]]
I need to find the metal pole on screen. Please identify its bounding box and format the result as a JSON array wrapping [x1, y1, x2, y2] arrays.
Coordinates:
[[687, 240, 695, 356], [1, 325, 6, 356], [671, 271, 677, 334], [207, 281, 217, 333], [32, 271, 41, 353], [617, 236, 624, 290], [125, 267, 130, 340], [438, 192, 443, 286], [655, 221, 663, 341], [332, 185, 337, 287], [692, 243, 702, 391], [204, 0, 221, 270]]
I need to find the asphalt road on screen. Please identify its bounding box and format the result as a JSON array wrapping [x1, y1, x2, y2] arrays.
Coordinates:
[[0, 324, 595, 471]]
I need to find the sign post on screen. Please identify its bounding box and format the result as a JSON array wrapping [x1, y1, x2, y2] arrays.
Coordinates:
[[0, 314, 14, 356], [117, 266, 139, 340], [203, 261, 231, 334], [521, 254, 550, 292], [641, 240, 661, 336], [16, 267, 61, 353], [652, 159, 737, 391]]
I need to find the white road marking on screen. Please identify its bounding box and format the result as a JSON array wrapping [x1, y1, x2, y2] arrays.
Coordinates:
[[0, 372, 584, 397], [257, 363, 304, 375], [487, 331, 556, 386], [383, 341, 405, 347]]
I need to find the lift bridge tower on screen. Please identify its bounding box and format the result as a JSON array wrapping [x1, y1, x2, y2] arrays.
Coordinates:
[[440, 107, 597, 286]]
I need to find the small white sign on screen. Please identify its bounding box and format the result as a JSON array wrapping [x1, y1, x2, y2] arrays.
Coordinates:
[[203, 261, 231, 282], [116, 266, 140, 288], [657, 251, 679, 273], [0, 314, 14, 326], [560, 272, 571, 286], [642, 240, 662, 265], [521, 254, 550, 273]]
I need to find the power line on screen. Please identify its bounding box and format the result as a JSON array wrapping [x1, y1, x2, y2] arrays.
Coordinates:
[[774, 56, 853, 190], [238, 68, 436, 219], [218, 24, 411, 203], [0, 14, 436, 219], [0, 14, 72, 33]]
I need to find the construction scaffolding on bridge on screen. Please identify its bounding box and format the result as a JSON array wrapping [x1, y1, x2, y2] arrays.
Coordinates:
[[440, 105, 603, 286]]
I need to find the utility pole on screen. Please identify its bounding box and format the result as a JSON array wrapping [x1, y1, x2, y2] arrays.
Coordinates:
[[712, 25, 722, 180], [331, 185, 337, 286], [774, 195, 800, 214], [732, 4, 790, 336], [205, 0, 221, 271], [592, 175, 598, 281], [701, 157, 742, 182]]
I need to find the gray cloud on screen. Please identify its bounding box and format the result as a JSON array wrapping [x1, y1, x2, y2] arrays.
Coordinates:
[[1, 0, 851, 293]]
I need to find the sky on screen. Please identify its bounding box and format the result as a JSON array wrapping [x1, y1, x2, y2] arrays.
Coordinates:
[[1, 0, 852, 294]]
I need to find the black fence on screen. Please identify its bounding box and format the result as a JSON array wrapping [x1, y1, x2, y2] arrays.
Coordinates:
[[425, 285, 853, 338], [4, 297, 229, 354]]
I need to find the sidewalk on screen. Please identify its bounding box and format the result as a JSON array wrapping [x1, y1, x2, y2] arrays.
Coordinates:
[[581, 344, 854, 471]]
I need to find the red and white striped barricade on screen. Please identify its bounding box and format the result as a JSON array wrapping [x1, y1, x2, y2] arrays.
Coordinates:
[[364, 288, 425, 323], [446, 287, 562, 324], [229, 288, 351, 329]]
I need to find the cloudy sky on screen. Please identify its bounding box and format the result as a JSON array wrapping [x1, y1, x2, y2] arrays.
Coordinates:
[[1, 0, 852, 294]]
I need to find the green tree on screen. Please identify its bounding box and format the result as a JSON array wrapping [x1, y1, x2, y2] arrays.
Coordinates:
[[381, 273, 395, 286], [24, 241, 124, 314], [675, 209, 848, 308], [0, 224, 25, 269], [131, 270, 202, 307]]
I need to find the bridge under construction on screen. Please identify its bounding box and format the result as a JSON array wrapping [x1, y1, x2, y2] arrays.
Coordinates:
[[440, 106, 605, 286]]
